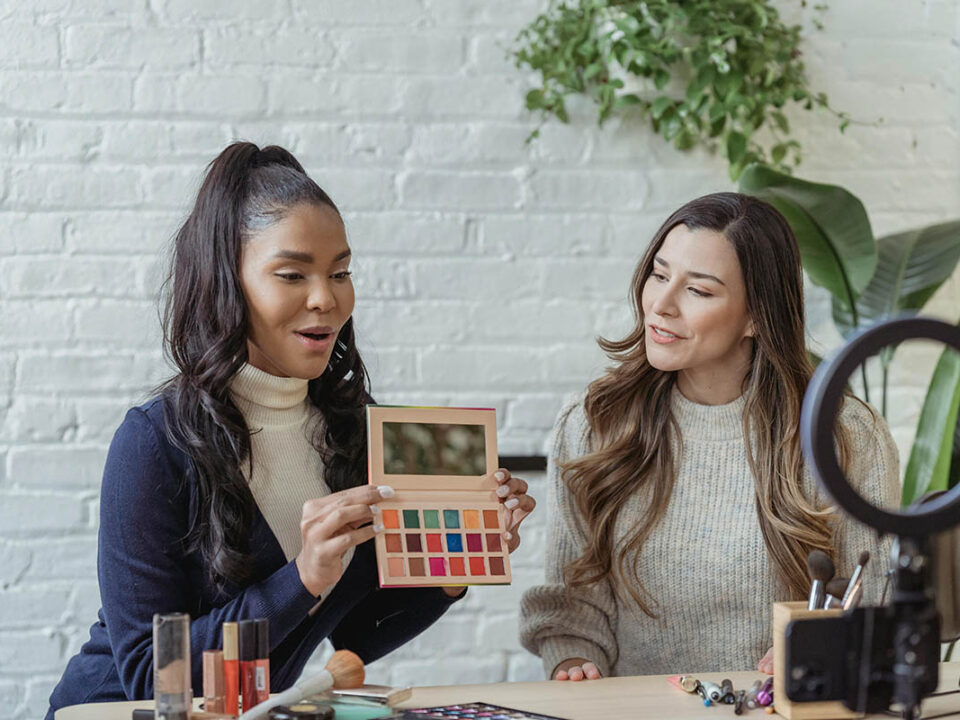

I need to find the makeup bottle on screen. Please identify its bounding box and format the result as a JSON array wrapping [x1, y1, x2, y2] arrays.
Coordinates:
[[255, 619, 271, 706], [203, 650, 226, 714], [239, 619, 259, 711], [756, 677, 774, 706], [153, 612, 191, 720], [745, 679, 762, 709], [223, 622, 239, 716]]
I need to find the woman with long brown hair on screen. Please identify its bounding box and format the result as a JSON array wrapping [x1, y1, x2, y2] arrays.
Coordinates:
[[519, 192, 898, 680]]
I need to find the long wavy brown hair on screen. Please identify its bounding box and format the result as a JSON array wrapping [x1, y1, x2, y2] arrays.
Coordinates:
[[563, 192, 848, 616]]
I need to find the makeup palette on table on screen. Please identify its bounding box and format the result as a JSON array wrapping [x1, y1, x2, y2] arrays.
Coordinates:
[[367, 405, 511, 588], [401, 702, 568, 720]]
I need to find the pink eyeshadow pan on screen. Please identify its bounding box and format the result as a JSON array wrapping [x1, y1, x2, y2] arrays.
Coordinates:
[[429, 557, 446, 576]]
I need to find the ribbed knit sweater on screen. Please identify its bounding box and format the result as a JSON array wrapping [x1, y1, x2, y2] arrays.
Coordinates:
[[230, 363, 354, 574], [519, 388, 900, 678]]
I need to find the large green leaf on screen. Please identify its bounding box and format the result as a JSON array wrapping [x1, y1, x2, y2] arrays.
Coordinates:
[[739, 164, 877, 314], [833, 220, 960, 338], [902, 322, 960, 506]]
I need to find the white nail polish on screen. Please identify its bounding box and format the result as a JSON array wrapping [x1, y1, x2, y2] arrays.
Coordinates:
[[505, 498, 519, 509], [378, 485, 395, 498], [496, 485, 510, 498], [495, 471, 506, 482], [505, 531, 513, 540], [373, 523, 385, 532], [369, 504, 380, 514]]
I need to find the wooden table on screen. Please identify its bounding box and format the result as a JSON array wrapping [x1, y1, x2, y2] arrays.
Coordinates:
[[56, 663, 960, 720]]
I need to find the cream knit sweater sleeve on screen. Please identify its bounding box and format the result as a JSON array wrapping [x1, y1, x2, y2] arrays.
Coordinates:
[[519, 397, 620, 678]]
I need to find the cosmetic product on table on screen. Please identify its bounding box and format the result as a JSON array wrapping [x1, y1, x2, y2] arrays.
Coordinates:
[[745, 679, 762, 709], [331, 685, 413, 706], [693, 680, 711, 707], [666, 675, 699, 693], [204, 650, 226, 714], [756, 677, 774, 706], [367, 406, 511, 588], [401, 702, 568, 720], [223, 622, 240, 716], [237, 650, 364, 720], [239, 620, 259, 711], [734, 689, 747, 715], [700, 680, 723, 704], [268, 702, 333, 720], [720, 678, 735, 703], [255, 619, 271, 706], [154, 612, 192, 720]]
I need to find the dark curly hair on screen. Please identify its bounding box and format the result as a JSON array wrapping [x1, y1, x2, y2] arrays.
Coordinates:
[[159, 141, 370, 587]]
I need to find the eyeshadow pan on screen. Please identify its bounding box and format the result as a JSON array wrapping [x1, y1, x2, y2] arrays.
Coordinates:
[[405, 533, 422, 552], [381, 509, 400, 529], [485, 533, 501, 552], [388, 557, 405, 577], [449, 557, 466, 576], [423, 510, 440, 528], [385, 534, 403, 552], [402, 509, 420, 529], [468, 556, 486, 575], [409, 558, 425, 577], [426, 533, 442, 552], [445, 533, 463, 552], [483, 510, 499, 529], [429, 557, 446, 576], [466, 533, 482, 552], [489, 556, 505, 576], [463, 510, 481, 529], [443, 509, 460, 528]]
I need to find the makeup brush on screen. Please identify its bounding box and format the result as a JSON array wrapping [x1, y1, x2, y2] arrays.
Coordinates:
[[842, 551, 870, 610], [806, 550, 835, 610], [824, 576, 850, 609], [237, 650, 364, 720]]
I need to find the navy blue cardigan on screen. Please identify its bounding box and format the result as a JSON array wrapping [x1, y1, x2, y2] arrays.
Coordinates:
[[47, 397, 463, 718]]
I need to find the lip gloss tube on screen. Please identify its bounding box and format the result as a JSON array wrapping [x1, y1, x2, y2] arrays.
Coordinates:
[[203, 649, 226, 713], [254, 619, 270, 706], [222, 622, 239, 716], [238, 619, 258, 711]]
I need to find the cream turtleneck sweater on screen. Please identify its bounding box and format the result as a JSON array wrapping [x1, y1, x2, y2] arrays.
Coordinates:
[[230, 363, 354, 574], [519, 388, 900, 678]]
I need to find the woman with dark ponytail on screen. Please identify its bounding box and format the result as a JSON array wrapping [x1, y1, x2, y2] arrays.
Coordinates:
[[47, 143, 536, 716]]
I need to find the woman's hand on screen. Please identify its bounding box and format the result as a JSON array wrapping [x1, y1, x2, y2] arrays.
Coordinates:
[[758, 646, 774, 674], [295, 484, 392, 597], [493, 468, 536, 553], [553, 658, 602, 681]]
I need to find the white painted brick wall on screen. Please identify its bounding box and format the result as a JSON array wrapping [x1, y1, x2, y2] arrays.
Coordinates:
[[0, 0, 958, 716]]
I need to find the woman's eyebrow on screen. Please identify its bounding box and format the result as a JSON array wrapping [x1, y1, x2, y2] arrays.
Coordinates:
[[654, 255, 725, 286], [270, 249, 352, 263]]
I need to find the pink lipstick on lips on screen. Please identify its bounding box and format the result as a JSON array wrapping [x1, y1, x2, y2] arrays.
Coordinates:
[[294, 325, 335, 352]]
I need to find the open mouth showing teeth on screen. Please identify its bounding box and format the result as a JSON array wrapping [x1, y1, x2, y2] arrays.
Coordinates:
[[653, 327, 678, 338]]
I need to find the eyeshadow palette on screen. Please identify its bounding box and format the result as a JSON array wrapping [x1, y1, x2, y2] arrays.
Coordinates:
[[401, 702, 567, 720], [368, 406, 511, 588]]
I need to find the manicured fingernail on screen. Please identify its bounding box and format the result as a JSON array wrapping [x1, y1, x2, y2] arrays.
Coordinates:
[[373, 523, 385, 532], [504, 531, 513, 540], [495, 471, 506, 482], [369, 504, 380, 514], [505, 498, 519, 509], [496, 485, 510, 497], [378, 485, 395, 498]]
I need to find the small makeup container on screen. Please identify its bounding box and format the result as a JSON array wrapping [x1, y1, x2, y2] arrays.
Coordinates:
[[255, 619, 270, 705], [773, 601, 861, 719], [153, 612, 192, 720], [223, 622, 239, 716], [267, 702, 334, 720], [203, 650, 226, 714], [238, 619, 259, 711]]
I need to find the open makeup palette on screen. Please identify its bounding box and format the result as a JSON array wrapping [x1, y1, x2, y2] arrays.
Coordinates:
[[367, 405, 511, 588]]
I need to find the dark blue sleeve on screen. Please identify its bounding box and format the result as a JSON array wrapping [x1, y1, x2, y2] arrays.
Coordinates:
[[98, 408, 319, 699], [329, 571, 466, 662]]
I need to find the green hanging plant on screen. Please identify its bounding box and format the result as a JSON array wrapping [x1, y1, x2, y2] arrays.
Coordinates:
[[513, 0, 854, 179]]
